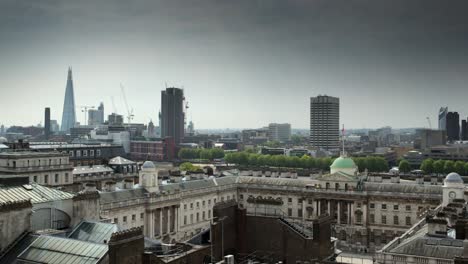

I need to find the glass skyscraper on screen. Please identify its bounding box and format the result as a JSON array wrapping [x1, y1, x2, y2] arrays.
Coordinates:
[[60, 68, 76, 132]]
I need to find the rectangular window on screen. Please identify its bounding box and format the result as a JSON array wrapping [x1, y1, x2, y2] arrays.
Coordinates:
[[55, 174, 59, 183], [208, 210, 211, 218], [382, 215, 387, 224], [406, 205, 411, 211], [90, 150, 95, 156], [114, 218, 118, 223], [69, 151, 74, 157], [140, 213, 144, 219], [196, 213, 199, 222], [356, 213, 362, 223], [123, 216, 127, 222], [221, 197, 225, 202], [393, 205, 399, 211], [96, 149, 101, 156], [298, 199, 303, 204], [394, 215, 399, 225], [202, 201, 205, 206], [196, 202, 199, 208], [288, 198, 292, 203], [190, 214, 193, 224], [370, 203, 375, 209], [76, 150, 81, 157], [298, 209, 303, 218], [33, 176, 37, 182], [288, 208, 292, 217], [214, 198, 217, 204], [370, 214, 375, 224], [208, 199, 211, 205], [65, 173, 69, 183], [83, 150, 88, 157], [44, 175, 49, 184], [184, 216, 187, 225], [190, 203, 193, 209], [184, 204, 187, 210], [203, 211, 205, 220], [240, 195, 244, 200], [381, 204, 387, 210], [308, 199, 313, 204], [406, 216, 412, 226], [132, 214, 136, 221], [357, 203, 361, 208]]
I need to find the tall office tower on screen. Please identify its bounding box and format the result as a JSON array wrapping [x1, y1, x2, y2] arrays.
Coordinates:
[[268, 123, 291, 142], [88, 102, 105, 126], [44, 107, 51, 139], [446, 112, 460, 141], [161, 87, 185, 145], [60, 67, 76, 132], [462, 119, 468, 141], [310, 95, 340, 150], [439, 107, 448, 130]]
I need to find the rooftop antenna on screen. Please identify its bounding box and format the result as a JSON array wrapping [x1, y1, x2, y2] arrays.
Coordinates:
[[342, 124, 346, 157]]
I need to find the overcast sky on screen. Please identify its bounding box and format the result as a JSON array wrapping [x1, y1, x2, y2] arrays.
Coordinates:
[[1, 0, 468, 129]]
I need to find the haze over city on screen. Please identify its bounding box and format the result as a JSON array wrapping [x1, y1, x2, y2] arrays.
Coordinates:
[[1, 0, 468, 129]]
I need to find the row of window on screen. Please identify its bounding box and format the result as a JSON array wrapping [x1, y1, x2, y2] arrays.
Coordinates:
[[183, 195, 236, 210], [113, 213, 144, 224], [183, 210, 212, 225], [370, 203, 420, 212], [369, 214, 412, 226], [32, 173, 70, 184], [69, 149, 101, 158], [7, 158, 68, 168]]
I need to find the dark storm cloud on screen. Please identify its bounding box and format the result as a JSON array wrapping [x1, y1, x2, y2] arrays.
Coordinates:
[[1, 0, 468, 128]]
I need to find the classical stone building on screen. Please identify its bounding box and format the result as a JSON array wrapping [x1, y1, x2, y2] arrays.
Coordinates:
[[375, 172, 468, 264], [0, 151, 73, 187], [98, 156, 443, 253]]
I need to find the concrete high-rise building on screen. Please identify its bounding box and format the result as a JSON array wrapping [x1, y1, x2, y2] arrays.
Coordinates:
[[108, 113, 124, 126], [50, 120, 59, 132], [44, 107, 51, 139], [310, 95, 340, 150], [438, 107, 448, 130], [161, 87, 185, 145], [446, 112, 460, 141], [268, 123, 291, 142], [60, 68, 76, 132], [88, 102, 105, 126]]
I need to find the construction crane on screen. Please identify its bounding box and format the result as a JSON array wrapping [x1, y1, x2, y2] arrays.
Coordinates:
[[120, 83, 134, 124], [76, 105, 95, 126], [426, 117, 432, 129]]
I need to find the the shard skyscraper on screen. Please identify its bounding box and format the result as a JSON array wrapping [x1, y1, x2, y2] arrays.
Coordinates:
[[60, 67, 76, 132]]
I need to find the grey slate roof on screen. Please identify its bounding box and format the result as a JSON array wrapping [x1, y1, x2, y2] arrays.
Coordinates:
[[0, 183, 74, 204], [73, 165, 113, 175], [108, 156, 135, 165], [389, 226, 464, 259], [99, 188, 148, 203], [0, 233, 39, 264], [17, 235, 108, 264], [68, 221, 121, 244], [236, 176, 312, 188], [160, 176, 238, 193], [365, 182, 442, 194]]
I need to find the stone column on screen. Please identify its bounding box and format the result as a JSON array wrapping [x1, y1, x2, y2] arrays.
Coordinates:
[[174, 206, 178, 233], [327, 200, 331, 216], [362, 202, 367, 225], [159, 208, 163, 235], [148, 210, 154, 238], [154, 209, 159, 237], [337, 201, 341, 225], [317, 200, 321, 216], [347, 203, 351, 224], [167, 207, 172, 233], [350, 202, 354, 225]]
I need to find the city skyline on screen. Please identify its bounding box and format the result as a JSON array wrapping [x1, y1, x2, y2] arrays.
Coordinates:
[[1, 0, 468, 129]]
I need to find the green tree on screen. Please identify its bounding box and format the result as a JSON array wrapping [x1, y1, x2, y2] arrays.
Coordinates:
[[200, 149, 213, 160], [375, 157, 389, 172], [353, 157, 367, 173], [180, 162, 199, 171], [300, 155, 311, 168], [444, 160, 455, 174], [211, 148, 225, 159], [291, 134, 303, 145], [433, 160, 445, 175], [420, 159, 434, 174], [454, 161, 465, 175], [399, 160, 411, 173], [247, 153, 259, 166]]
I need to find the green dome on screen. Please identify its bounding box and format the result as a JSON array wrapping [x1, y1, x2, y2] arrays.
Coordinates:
[[330, 157, 356, 169]]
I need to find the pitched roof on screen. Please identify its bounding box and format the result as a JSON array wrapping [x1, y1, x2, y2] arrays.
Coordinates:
[[17, 236, 108, 264], [108, 156, 135, 165], [99, 188, 148, 204], [0, 183, 74, 204], [68, 221, 121, 244]]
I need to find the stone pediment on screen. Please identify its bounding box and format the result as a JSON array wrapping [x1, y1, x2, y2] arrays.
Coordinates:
[[316, 172, 358, 182]]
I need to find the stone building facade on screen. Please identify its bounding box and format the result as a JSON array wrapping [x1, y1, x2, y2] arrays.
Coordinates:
[[98, 157, 444, 253]]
